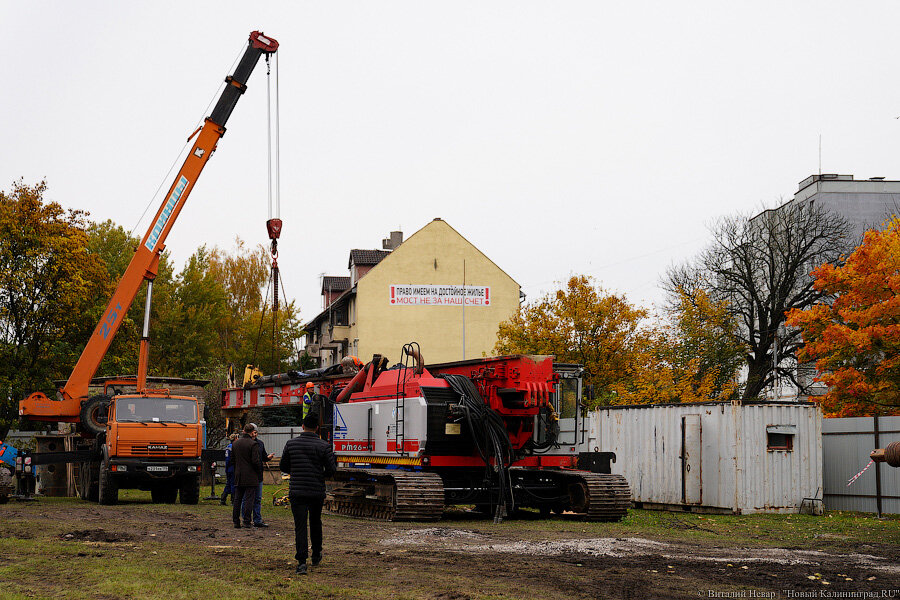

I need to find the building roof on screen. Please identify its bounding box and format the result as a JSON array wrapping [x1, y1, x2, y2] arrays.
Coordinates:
[[321, 276, 351, 293], [348, 249, 391, 268], [365, 218, 521, 287], [304, 285, 356, 330]]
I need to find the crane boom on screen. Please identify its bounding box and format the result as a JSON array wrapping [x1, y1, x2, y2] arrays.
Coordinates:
[[21, 31, 278, 422]]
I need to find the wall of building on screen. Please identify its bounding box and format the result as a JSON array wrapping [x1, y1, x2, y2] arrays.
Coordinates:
[[355, 219, 520, 364], [793, 176, 900, 243]]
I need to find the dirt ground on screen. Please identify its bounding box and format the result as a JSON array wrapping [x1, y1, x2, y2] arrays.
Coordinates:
[[3, 496, 900, 600]]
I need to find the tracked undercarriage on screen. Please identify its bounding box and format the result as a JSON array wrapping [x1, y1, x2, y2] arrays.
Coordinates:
[[326, 468, 445, 521], [563, 472, 631, 522], [325, 467, 631, 522]]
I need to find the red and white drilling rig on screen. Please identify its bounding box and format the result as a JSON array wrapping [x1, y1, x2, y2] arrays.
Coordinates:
[[222, 344, 631, 522]]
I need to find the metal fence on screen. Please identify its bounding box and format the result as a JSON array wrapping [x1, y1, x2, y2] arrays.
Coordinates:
[[256, 426, 304, 457], [823, 416, 900, 515]]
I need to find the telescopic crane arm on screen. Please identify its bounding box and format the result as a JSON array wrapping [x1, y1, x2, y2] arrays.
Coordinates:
[[21, 31, 278, 422]]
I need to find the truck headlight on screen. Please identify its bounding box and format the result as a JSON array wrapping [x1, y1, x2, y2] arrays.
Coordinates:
[[187, 466, 198, 472], [118, 465, 127, 472]]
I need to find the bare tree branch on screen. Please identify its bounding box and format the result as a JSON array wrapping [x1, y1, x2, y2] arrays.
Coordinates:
[[664, 203, 852, 400]]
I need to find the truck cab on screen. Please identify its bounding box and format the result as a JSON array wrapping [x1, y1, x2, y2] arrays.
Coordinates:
[[95, 394, 204, 505]]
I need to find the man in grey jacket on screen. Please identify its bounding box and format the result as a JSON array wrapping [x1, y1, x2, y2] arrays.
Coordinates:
[[232, 423, 262, 529], [280, 412, 336, 575]]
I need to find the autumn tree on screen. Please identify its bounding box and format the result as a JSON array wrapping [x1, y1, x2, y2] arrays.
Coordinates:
[[208, 238, 269, 315], [0, 180, 109, 433], [207, 239, 273, 370], [666, 203, 851, 400], [787, 218, 900, 417], [153, 247, 230, 377], [203, 240, 304, 431], [626, 286, 743, 404], [85, 219, 176, 377], [495, 275, 648, 407]]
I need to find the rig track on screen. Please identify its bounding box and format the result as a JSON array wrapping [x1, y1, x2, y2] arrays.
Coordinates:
[[565, 471, 631, 522], [325, 468, 444, 521]]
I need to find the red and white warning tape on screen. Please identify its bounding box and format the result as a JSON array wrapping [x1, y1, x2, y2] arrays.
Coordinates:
[[846, 460, 874, 487]]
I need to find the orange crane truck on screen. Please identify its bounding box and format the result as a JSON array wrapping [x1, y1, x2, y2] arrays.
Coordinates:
[[16, 31, 278, 505]]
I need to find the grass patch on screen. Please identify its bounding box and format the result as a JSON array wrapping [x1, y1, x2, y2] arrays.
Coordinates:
[[1, 491, 898, 599]]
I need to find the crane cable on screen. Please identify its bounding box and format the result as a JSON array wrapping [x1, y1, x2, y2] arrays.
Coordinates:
[[250, 51, 285, 374], [266, 53, 277, 371]]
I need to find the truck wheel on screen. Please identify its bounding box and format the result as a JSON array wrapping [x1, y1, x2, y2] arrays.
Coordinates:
[[179, 475, 200, 505], [78, 461, 100, 502], [98, 459, 118, 505], [80, 395, 111, 436]]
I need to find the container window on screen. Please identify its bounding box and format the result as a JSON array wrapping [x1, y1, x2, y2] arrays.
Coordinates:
[[767, 432, 793, 451]]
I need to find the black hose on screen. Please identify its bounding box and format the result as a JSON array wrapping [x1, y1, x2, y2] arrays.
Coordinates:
[[439, 374, 515, 522]]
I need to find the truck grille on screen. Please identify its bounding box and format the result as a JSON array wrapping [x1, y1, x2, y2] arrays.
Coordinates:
[[129, 445, 186, 456]]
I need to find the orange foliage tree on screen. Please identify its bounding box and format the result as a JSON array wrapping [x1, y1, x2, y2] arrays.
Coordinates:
[[495, 275, 648, 408], [786, 218, 900, 417]]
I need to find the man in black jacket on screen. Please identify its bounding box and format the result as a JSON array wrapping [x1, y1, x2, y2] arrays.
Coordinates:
[[280, 412, 336, 575], [232, 423, 262, 529]]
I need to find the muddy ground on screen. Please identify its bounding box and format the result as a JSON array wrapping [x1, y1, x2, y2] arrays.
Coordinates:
[[2, 496, 899, 600]]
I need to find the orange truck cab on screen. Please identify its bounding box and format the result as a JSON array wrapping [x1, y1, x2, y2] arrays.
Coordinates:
[[96, 395, 204, 504]]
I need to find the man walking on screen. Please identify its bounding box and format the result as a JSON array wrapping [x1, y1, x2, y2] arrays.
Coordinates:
[[232, 423, 262, 529], [280, 412, 336, 575]]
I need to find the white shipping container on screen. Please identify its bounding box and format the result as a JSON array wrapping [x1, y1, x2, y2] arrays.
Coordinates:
[[590, 402, 822, 514]]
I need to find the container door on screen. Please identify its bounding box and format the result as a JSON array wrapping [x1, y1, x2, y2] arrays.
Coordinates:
[[682, 414, 702, 504]]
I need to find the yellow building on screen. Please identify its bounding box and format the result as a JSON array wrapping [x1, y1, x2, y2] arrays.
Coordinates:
[[304, 219, 520, 367]]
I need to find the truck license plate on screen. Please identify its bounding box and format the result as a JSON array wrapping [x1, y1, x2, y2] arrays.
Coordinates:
[[147, 466, 168, 472]]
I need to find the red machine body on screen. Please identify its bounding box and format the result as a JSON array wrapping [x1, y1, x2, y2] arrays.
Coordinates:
[[222, 348, 631, 522]]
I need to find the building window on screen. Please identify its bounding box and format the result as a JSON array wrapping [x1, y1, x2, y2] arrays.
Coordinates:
[[766, 425, 795, 451], [332, 304, 349, 326]]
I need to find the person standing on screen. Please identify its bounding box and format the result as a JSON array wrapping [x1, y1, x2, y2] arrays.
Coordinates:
[[280, 412, 336, 575], [232, 423, 262, 528], [302, 382, 315, 419], [220, 433, 238, 505], [252, 434, 275, 527]]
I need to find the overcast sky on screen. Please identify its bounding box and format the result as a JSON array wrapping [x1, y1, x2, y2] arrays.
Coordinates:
[[4, 2, 900, 326]]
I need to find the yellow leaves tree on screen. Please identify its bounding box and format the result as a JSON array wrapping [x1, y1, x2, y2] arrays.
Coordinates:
[[207, 239, 302, 375], [495, 275, 648, 408], [0, 180, 109, 433], [787, 218, 900, 417], [496, 276, 743, 408], [625, 287, 742, 404]]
